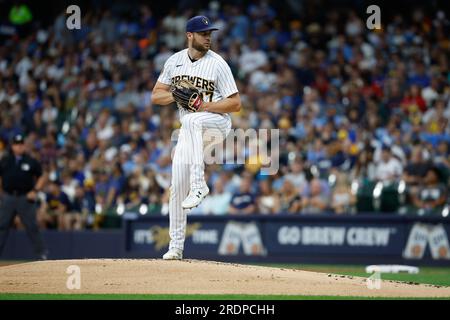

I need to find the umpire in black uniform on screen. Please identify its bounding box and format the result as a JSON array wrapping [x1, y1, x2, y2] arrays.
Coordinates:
[[0, 134, 48, 259]]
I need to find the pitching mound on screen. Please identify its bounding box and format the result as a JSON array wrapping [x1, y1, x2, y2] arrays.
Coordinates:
[[0, 259, 449, 298]]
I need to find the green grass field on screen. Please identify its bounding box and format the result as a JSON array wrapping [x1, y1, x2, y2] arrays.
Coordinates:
[[258, 264, 450, 287], [1, 261, 449, 300]]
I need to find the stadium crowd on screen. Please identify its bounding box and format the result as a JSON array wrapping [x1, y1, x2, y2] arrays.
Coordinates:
[[0, 1, 449, 230]]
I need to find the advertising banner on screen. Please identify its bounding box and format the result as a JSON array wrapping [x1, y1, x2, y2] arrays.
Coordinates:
[[124, 215, 450, 264]]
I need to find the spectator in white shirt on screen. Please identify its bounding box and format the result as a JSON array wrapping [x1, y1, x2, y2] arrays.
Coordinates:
[[161, 9, 187, 50], [285, 158, 308, 192], [249, 64, 277, 92], [374, 146, 403, 182], [239, 40, 268, 76]]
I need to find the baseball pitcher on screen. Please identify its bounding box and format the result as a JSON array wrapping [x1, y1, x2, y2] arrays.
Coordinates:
[[151, 15, 241, 260]]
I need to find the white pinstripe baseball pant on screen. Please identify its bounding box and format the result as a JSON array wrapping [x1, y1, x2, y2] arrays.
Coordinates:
[[168, 112, 231, 251]]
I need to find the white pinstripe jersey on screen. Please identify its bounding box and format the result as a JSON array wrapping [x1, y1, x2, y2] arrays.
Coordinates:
[[157, 48, 238, 119]]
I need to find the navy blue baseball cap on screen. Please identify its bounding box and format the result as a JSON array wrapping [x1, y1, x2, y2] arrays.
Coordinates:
[[186, 16, 218, 33]]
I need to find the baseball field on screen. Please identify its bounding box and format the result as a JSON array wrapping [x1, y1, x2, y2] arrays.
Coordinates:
[[0, 259, 449, 299]]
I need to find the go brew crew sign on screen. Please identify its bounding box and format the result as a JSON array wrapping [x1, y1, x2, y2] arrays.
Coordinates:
[[266, 223, 405, 255]]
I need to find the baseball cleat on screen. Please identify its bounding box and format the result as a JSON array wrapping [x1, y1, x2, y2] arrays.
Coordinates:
[[163, 249, 183, 260], [182, 185, 209, 209]]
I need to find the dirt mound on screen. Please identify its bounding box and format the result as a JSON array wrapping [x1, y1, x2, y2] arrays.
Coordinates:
[[0, 259, 449, 297]]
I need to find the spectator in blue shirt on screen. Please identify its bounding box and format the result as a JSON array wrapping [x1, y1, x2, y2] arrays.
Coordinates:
[[229, 176, 257, 215], [307, 139, 326, 165]]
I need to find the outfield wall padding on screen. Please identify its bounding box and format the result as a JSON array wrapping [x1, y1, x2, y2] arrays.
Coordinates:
[[2, 214, 450, 266]]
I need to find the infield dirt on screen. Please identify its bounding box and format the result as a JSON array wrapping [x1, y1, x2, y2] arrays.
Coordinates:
[[0, 259, 449, 298]]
